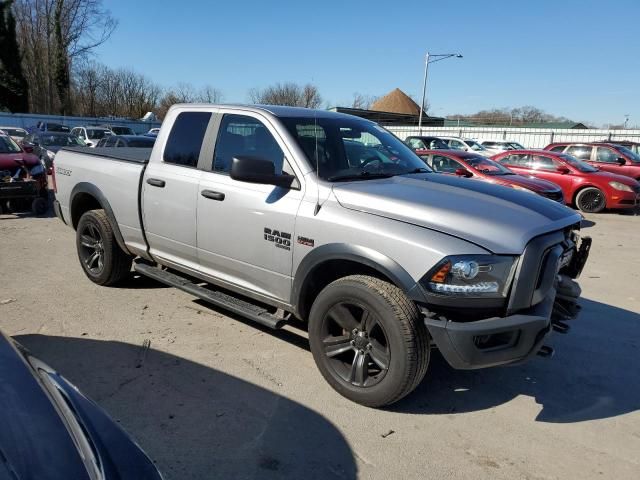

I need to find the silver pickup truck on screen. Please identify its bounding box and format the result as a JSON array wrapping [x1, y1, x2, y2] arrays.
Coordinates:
[[53, 104, 590, 407]]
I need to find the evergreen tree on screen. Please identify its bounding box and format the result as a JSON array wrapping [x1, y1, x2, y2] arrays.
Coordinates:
[[0, 0, 29, 112]]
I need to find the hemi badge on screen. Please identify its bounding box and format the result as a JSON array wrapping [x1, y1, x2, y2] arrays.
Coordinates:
[[297, 236, 314, 247]]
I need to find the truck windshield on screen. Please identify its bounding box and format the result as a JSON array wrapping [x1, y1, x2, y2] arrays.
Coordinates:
[[280, 117, 431, 181]]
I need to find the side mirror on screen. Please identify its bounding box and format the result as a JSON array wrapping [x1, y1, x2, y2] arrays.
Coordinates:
[[455, 167, 473, 178], [230, 156, 294, 188], [617, 157, 626, 166], [556, 166, 570, 174]]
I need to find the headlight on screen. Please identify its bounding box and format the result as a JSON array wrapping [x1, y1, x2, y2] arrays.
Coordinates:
[[608, 181, 633, 192], [421, 255, 517, 298], [46, 150, 55, 159]]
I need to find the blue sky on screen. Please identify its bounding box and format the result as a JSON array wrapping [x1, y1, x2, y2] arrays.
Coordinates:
[[95, 0, 638, 126]]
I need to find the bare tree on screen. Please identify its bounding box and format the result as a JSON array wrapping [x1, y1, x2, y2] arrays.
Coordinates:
[[351, 93, 379, 110], [197, 85, 223, 103], [249, 82, 322, 108], [13, 0, 117, 113]]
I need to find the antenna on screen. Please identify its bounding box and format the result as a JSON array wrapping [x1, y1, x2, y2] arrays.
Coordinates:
[[313, 109, 321, 215]]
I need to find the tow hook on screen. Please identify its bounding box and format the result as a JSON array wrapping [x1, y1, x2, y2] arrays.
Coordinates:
[[537, 345, 554, 358]]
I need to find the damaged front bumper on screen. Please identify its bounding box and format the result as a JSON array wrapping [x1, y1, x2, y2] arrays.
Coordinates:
[[424, 236, 591, 370]]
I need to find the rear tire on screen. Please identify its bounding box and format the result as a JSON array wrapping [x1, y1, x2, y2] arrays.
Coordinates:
[[308, 275, 429, 407], [76, 209, 132, 286], [575, 187, 606, 213]]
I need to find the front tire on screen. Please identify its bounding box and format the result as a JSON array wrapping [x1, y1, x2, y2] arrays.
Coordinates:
[[308, 275, 429, 407], [575, 187, 606, 213], [76, 209, 132, 286]]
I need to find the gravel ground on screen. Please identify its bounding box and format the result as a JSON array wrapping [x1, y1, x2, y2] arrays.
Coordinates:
[[1, 208, 639, 480]]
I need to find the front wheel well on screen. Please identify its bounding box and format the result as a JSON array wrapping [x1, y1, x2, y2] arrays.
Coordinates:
[[297, 259, 397, 321], [571, 185, 601, 206], [70, 192, 102, 229]]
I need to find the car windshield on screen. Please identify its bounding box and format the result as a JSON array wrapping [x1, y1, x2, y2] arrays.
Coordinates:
[[558, 154, 598, 172], [42, 134, 86, 147], [615, 145, 640, 163], [465, 156, 514, 175], [464, 140, 487, 151], [86, 129, 111, 140], [281, 116, 432, 181], [0, 136, 22, 153], [507, 142, 524, 149]]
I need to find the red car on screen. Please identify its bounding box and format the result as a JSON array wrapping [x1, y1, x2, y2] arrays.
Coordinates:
[[419, 149, 565, 202], [493, 149, 640, 213], [544, 142, 640, 181]]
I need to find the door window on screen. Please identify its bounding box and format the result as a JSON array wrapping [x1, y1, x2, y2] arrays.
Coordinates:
[[501, 154, 531, 167], [164, 111, 212, 167], [212, 114, 292, 176], [566, 145, 592, 161], [595, 146, 620, 163], [430, 155, 464, 173], [531, 155, 559, 171], [407, 138, 426, 149], [448, 139, 466, 150]]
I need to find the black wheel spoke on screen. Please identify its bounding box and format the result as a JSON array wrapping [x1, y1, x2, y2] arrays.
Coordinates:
[[328, 304, 360, 332], [369, 339, 390, 370], [323, 335, 353, 357], [80, 235, 96, 248], [360, 309, 378, 333], [349, 350, 367, 386]]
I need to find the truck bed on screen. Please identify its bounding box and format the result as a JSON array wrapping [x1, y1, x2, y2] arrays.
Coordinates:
[[54, 147, 150, 258], [61, 147, 152, 164]]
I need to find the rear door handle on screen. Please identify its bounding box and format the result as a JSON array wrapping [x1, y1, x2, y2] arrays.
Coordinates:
[[146, 178, 166, 188], [201, 190, 225, 201]]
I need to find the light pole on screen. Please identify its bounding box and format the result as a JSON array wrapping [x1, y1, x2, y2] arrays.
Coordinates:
[[418, 52, 463, 133]]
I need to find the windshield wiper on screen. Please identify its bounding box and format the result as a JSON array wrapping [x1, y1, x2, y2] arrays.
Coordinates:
[[327, 172, 396, 182]]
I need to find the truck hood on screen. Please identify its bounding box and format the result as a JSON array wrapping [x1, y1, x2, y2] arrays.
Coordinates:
[[332, 174, 581, 254]]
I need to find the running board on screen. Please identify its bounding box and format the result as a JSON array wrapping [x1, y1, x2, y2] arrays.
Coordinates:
[[134, 262, 286, 330]]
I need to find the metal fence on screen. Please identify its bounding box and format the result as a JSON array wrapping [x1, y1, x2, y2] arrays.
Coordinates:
[[385, 125, 640, 149], [0, 112, 161, 135]]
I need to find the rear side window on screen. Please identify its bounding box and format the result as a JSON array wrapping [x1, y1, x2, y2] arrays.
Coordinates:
[[566, 145, 592, 160], [501, 154, 531, 167], [164, 111, 212, 167]]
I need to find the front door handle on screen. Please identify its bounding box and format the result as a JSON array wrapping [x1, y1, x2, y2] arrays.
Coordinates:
[[146, 178, 166, 188], [201, 190, 225, 201]]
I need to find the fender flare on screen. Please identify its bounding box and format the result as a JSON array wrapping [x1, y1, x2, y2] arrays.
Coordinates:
[[69, 182, 131, 255], [292, 243, 426, 315]]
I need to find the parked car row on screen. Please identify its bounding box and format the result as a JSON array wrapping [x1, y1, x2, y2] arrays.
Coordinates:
[[405, 135, 640, 213]]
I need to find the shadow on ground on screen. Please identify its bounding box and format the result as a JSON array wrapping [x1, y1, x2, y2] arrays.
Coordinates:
[[391, 298, 640, 422], [16, 334, 356, 480]]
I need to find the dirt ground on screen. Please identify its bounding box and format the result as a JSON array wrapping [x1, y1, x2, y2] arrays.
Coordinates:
[[1, 208, 639, 480]]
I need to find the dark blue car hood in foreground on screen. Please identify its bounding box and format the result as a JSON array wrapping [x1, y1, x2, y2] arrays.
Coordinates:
[[0, 331, 162, 480]]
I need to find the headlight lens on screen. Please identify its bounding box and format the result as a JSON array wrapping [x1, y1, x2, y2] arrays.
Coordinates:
[[421, 255, 517, 298], [608, 181, 633, 192]]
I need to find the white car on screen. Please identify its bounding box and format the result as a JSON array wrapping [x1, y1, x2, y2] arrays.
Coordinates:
[[0, 126, 28, 144], [438, 136, 493, 157], [480, 139, 526, 155], [70, 126, 113, 148]]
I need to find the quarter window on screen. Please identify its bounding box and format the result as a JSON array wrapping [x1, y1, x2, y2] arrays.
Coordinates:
[[566, 145, 592, 161], [212, 114, 289, 175], [407, 138, 426, 149], [164, 111, 212, 167]]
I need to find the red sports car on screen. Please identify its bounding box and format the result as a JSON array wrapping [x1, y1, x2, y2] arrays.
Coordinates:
[[493, 149, 640, 213], [418, 149, 565, 203]]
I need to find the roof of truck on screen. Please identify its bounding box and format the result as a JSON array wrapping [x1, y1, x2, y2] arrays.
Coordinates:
[[171, 103, 369, 121]]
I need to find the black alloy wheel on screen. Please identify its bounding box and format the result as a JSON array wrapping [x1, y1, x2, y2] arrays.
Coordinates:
[[321, 301, 390, 387], [79, 222, 105, 275]]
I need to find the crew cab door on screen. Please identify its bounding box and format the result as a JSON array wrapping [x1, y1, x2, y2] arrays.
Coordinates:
[[142, 111, 213, 270], [196, 111, 304, 303]]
